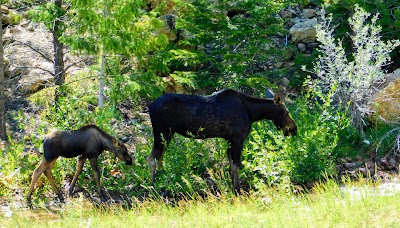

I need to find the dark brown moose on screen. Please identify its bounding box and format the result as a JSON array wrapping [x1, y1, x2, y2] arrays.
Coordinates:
[[147, 88, 297, 193], [26, 125, 133, 208]]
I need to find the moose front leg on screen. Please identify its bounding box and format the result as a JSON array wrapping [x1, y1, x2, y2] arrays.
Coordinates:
[[69, 156, 87, 197], [89, 158, 106, 202]]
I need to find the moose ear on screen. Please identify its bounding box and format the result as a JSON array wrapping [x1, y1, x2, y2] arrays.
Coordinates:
[[266, 88, 275, 99], [274, 95, 282, 104]]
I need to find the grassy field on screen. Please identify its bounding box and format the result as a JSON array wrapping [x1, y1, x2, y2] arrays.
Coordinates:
[[2, 180, 400, 227]]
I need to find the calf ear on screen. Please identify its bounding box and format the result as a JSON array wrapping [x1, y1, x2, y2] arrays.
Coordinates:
[[274, 95, 282, 104], [266, 88, 275, 99]]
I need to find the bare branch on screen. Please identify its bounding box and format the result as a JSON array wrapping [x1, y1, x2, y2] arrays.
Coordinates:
[[12, 40, 52, 62], [16, 65, 54, 76]]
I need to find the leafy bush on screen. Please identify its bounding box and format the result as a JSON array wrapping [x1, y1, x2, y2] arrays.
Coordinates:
[[243, 90, 350, 186]]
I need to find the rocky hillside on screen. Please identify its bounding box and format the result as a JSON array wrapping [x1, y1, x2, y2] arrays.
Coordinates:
[[2, 2, 399, 128]]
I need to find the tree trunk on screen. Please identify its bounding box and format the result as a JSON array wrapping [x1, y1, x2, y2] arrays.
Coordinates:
[[99, 46, 105, 109], [0, 3, 6, 140], [98, 2, 107, 109], [53, 0, 65, 102]]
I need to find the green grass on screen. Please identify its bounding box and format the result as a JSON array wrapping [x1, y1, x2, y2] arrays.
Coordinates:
[[2, 180, 400, 227]]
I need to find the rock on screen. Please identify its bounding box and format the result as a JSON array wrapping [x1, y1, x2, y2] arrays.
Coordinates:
[[389, 158, 396, 169], [373, 78, 400, 122], [289, 18, 317, 42], [18, 76, 54, 94], [280, 10, 293, 19], [1, 5, 9, 14], [281, 77, 290, 86], [2, 14, 13, 26], [302, 9, 316, 18], [365, 160, 375, 169], [297, 43, 306, 52], [273, 62, 284, 69], [344, 162, 355, 169], [159, 14, 179, 42], [145, 0, 176, 14], [385, 68, 400, 82], [359, 167, 375, 177]]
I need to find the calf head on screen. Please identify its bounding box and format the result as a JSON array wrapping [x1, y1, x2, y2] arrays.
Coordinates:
[[112, 138, 133, 165]]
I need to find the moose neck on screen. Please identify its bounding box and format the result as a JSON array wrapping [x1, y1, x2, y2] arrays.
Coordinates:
[[97, 132, 115, 152], [242, 97, 282, 122]]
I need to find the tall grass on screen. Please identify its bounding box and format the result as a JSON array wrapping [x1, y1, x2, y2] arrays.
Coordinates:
[[2, 179, 400, 227]]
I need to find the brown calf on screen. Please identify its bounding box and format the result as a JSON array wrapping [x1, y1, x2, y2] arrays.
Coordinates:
[[26, 125, 133, 208]]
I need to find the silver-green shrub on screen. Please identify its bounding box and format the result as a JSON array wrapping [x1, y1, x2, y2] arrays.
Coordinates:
[[306, 5, 400, 131]]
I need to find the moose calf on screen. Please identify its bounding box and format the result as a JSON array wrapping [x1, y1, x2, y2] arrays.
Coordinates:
[[26, 125, 133, 208]]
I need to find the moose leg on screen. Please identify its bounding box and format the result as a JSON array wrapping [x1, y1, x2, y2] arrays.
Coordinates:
[[43, 159, 64, 202], [227, 139, 244, 194], [89, 158, 106, 202], [26, 158, 53, 207], [147, 130, 172, 184], [69, 156, 87, 197]]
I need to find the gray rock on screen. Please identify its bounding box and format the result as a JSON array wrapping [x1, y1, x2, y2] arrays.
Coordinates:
[[302, 9, 316, 18], [298, 43, 306, 52], [289, 18, 317, 42], [280, 10, 293, 19]]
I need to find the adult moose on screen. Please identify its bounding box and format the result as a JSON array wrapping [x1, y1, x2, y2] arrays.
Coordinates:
[[26, 125, 133, 208], [147, 88, 297, 193]]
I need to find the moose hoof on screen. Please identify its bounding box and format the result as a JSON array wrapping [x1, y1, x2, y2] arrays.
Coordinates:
[[58, 195, 65, 203], [27, 200, 33, 209]]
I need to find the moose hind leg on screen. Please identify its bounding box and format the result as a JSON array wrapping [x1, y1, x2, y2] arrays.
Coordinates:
[[43, 159, 64, 203], [147, 130, 172, 185], [26, 158, 51, 207], [227, 139, 244, 194]]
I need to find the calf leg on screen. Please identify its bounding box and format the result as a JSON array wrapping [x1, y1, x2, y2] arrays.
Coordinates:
[[69, 156, 87, 197], [89, 158, 106, 202], [26, 158, 53, 207], [43, 159, 64, 202]]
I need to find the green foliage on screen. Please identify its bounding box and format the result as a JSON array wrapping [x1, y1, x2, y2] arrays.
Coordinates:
[[243, 90, 350, 186], [153, 134, 230, 195], [146, 0, 288, 90], [62, 0, 168, 57], [27, 2, 66, 32]]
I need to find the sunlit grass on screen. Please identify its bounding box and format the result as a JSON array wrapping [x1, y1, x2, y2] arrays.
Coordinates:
[[2, 179, 400, 227]]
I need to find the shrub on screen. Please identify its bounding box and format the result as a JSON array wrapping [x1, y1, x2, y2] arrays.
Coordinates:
[[243, 90, 350, 186], [305, 5, 400, 131]]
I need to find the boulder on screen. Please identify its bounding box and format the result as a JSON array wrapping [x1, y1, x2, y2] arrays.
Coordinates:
[[159, 14, 179, 42], [4, 24, 54, 94], [373, 77, 400, 123], [280, 10, 293, 19], [289, 18, 317, 42], [301, 9, 316, 19]]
